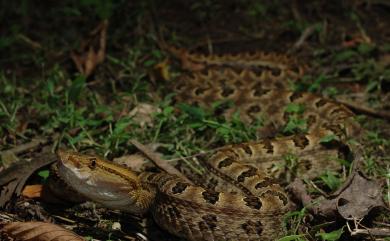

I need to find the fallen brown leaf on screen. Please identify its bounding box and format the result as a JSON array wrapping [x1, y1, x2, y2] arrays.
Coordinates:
[[130, 140, 193, 184], [0, 151, 19, 169], [128, 103, 161, 127], [0, 149, 57, 207], [22, 184, 43, 199], [71, 20, 108, 77], [336, 171, 387, 220], [113, 154, 149, 172], [0, 221, 85, 241], [18, 169, 86, 205], [342, 32, 371, 48], [289, 171, 387, 220], [166, 46, 205, 71], [0, 137, 48, 168], [153, 59, 171, 81]]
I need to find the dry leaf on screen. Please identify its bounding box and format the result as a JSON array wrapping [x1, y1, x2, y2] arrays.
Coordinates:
[[167, 47, 205, 71], [22, 184, 43, 199], [0, 151, 57, 207], [130, 140, 193, 184], [20, 171, 86, 205], [71, 20, 108, 77], [342, 32, 371, 48], [113, 154, 149, 172], [0, 221, 85, 241], [336, 171, 386, 220], [0, 151, 19, 169], [128, 103, 161, 127], [153, 59, 171, 81], [289, 171, 387, 220]]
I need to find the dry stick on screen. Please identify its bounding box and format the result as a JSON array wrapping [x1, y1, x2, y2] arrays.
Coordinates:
[[335, 98, 390, 121], [289, 24, 317, 53], [351, 227, 390, 238], [1, 138, 48, 155], [17, 34, 42, 50], [347, 220, 390, 238], [130, 140, 193, 184]]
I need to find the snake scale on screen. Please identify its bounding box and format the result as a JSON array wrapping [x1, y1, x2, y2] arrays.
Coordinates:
[[57, 49, 363, 241]]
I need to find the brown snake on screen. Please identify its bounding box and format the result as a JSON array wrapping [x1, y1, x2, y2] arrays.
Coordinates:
[[56, 50, 363, 241]]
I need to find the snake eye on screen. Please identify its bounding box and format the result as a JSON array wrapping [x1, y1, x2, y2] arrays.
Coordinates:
[[89, 158, 97, 169]]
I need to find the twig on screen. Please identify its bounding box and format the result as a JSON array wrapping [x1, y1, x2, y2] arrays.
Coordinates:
[[309, 180, 329, 198], [166, 145, 227, 163], [347, 219, 390, 238], [387, 164, 390, 208], [17, 34, 42, 50], [287, 179, 313, 207], [289, 25, 317, 53], [291, 0, 302, 22], [373, 221, 390, 228], [129, 140, 193, 184], [1, 137, 48, 155], [335, 98, 390, 121], [167, 152, 205, 163]]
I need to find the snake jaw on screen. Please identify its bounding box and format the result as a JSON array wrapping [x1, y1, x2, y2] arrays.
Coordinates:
[[56, 150, 154, 215]]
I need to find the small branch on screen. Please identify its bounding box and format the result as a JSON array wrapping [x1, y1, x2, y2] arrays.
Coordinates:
[[17, 34, 42, 50], [1, 138, 48, 155], [335, 98, 390, 121], [130, 140, 193, 184], [289, 25, 317, 53], [347, 220, 390, 238]]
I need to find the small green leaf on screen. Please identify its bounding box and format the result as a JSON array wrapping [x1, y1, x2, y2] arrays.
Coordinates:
[[357, 43, 375, 55], [320, 171, 341, 191], [308, 74, 328, 92], [333, 50, 358, 63], [0, 36, 15, 50], [285, 103, 305, 114], [322, 87, 338, 97], [113, 117, 132, 133], [315, 227, 344, 241], [152, 50, 162, 58], [178, 104, 206, 120], [365, 80, 379, 92], [277, 235, 306, 241], [283, 117, 307, 134], [319, 134, 339, 143], [382, 43, 390, 52], [68, 75, 86, 102], [38, 170, 50, 180], [162, 106, 175, 116], [143, 59, 156, 67]]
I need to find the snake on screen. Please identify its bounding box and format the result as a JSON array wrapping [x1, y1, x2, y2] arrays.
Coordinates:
[[56, 49, 363, 241]]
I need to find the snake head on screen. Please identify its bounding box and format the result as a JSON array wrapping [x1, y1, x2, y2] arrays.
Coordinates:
[[57, 150, 155, 215]]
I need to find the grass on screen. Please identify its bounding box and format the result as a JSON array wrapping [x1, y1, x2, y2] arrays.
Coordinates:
[[2, 41, 389, 240]]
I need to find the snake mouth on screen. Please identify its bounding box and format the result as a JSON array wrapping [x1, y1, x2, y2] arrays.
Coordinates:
[[56, 150, 154, 214]]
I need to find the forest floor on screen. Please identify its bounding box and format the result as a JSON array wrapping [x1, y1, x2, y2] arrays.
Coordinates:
[[0, 1, 389, 240]]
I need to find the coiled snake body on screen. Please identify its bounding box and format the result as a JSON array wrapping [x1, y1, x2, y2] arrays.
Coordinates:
[[57, 50, 362, 241]]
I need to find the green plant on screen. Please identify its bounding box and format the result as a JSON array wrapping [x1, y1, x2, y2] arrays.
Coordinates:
[[318, 171, 342, 191], [283, 208, 307, 238], [283, 103, 307, 134], [315, 227, 344, 241]]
